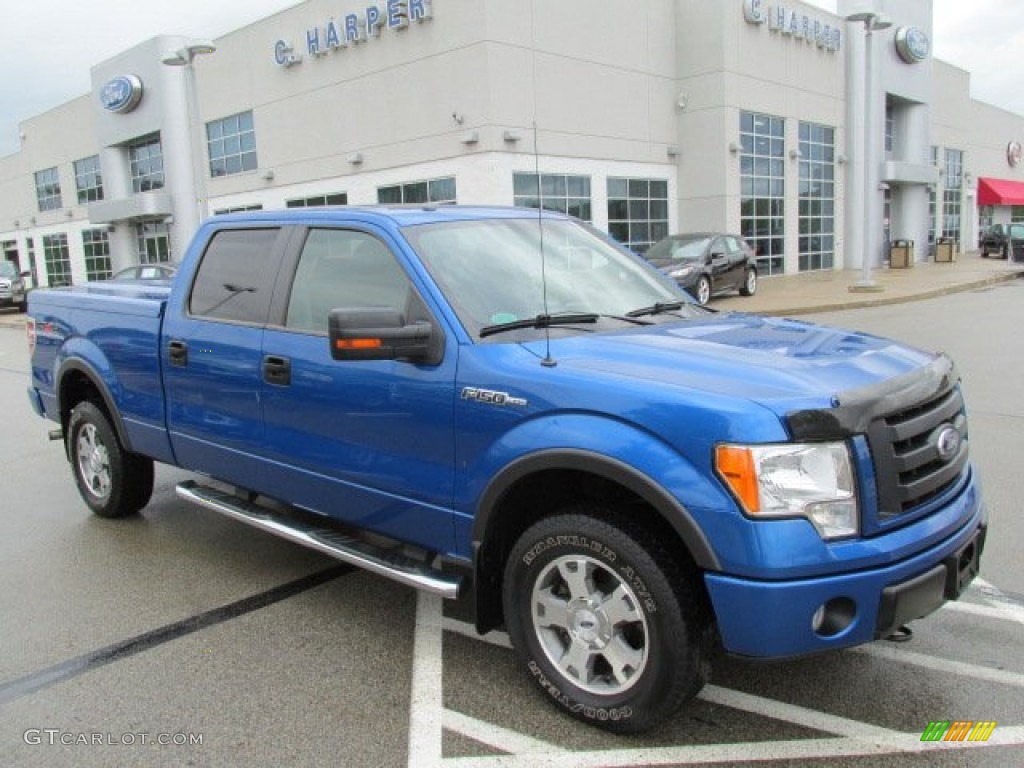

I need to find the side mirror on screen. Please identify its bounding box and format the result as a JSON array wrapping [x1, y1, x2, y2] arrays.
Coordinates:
[[20, 271, 30, 278], [328, 307, 440, 365]]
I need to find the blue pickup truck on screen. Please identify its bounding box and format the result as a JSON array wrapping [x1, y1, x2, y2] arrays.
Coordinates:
[[27, 206, 985, 732]]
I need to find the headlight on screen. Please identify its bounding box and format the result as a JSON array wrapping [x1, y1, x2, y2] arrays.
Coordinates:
[[715, 441, 858, 540], [668, 266, 695, 278]]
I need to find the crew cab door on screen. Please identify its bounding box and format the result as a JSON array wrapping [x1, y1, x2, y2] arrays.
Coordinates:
[[258, 226, 456, 556], [163, 226, 290, 480]]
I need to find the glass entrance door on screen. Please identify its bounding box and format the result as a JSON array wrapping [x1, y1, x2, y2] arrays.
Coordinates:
[[136, 221, 171, 264]]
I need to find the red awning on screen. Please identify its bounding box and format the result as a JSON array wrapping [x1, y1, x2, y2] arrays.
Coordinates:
[[977, 177, 1024, 206]]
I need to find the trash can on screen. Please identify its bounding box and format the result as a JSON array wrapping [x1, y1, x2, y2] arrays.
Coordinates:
[[935, 237, 956, 263], [890, 239, 914, 269]]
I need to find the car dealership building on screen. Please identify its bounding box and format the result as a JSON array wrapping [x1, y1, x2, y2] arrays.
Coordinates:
[[3, 0, 1024, 287]]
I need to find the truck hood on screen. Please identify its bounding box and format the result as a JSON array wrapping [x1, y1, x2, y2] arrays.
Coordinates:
[[521, 312, 937, 407]]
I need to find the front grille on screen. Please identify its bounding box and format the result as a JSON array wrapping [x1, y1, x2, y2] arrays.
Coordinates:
[[866, 385, 969, 520]]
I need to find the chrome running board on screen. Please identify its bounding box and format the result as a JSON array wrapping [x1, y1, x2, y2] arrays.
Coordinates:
[[176, 480, 460, 599]]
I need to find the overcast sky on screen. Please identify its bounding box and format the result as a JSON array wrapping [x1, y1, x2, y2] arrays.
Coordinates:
[[2, 0, 1023, 158]]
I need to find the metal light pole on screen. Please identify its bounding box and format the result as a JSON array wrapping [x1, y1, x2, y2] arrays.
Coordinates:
[[847, 11, 892, 292], [162, 41, 216, 223]]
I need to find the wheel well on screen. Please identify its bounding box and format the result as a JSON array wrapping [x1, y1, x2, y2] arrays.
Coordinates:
[[59, 370, 118, 454], [474, 468, 711, 634]]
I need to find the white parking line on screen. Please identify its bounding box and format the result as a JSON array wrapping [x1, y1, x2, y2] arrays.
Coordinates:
[[421, 585, 1023, 765], [943, 600, 1024, 624], [699, 685, 901, 740], [408, 592, 445, 768], [439, 727, 1024, 767], [443, 708, 568, 754], [853, 643, 1024, 688]]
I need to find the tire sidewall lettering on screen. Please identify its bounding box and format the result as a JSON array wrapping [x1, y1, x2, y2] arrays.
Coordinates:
[[527, 660, 634, 722], [522, 534, 657, 615]]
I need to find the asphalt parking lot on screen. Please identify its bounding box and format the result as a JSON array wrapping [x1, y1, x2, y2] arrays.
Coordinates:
[[1, 286, 1023, 767]]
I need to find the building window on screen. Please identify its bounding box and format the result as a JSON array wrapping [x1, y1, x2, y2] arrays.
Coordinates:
[[136, 222, 171, 264], [942, 148, 963, 245], [797, 122, 835, 272], [286, 193, 348, 208], [42, 233, 71, 286], [214, 204, 264, 215], [82, 229, 113, 281], [34, 167, 63, 212], [74, 156, 104, 203], [378, 177, 456, 205], [606, 178, 669, 254], [927, 146, 938, 255], [129, 134, 164, 192], [740, 111, 785, 276], [1011, 206, 1024, 224], [513, 173, 591, 222], [208, 111, 258, 178]]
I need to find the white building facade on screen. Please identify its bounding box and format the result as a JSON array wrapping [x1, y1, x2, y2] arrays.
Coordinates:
[[3, 0, 1024, 287]]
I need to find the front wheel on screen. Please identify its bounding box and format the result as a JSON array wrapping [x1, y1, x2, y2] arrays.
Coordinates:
[[693, 275, 711, 306], [503, 509, 711, 733], [68, 401, 154, 518], [739, 268, 757, 297]]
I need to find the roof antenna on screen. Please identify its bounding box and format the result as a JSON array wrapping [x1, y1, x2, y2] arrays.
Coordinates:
[[534, 120, 556, 368]]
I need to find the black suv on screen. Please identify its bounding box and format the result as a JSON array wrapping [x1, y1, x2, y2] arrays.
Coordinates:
[[979, 223, 1024, 261]]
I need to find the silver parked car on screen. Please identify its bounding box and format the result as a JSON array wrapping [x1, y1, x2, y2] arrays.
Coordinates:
[[0, 261, 29, 312]]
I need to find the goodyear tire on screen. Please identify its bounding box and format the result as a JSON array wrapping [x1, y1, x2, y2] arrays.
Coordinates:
[[503, 508, 711, 733], [68, 401, 154, 518]]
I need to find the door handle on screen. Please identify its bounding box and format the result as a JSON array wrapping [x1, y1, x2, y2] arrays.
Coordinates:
[[168, 340, 188, 367], [263, 354, 291, 386]]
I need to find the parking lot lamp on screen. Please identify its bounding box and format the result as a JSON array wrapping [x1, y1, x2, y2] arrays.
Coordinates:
[[847, 11, 892, 292]]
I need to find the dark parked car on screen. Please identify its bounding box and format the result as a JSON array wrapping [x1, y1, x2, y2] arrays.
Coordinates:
[[979, 223, 1024, 260], [645, 233, 757, 305], [111, 264, 178, 280]]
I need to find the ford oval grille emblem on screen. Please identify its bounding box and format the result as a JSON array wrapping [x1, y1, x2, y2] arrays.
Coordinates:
[[100, 75, 144, 114], [935, 425, 961, 463]]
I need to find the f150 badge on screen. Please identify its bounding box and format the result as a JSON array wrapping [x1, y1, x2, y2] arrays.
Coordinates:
[[461, 387, 528, 407]]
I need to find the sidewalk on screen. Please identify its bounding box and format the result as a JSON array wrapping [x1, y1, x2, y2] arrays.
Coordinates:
[[714, 251, 1024, 316], [1, 252, 1021, 330]]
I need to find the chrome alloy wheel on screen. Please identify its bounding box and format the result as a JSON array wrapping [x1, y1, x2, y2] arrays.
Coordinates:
[[696, 277, 711, 306], [76, 423, 112, 501], [530, 554, 650, 695]]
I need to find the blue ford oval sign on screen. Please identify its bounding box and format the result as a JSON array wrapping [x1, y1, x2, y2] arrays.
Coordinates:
[[895, 27, 930, 64], [100, 75, 144, 113]]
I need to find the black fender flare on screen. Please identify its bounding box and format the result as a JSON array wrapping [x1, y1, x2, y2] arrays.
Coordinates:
[[57, 358, 134, 456]]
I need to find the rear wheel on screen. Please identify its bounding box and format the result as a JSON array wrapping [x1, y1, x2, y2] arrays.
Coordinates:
[[503, 508, 711, 733], [68, 401, 154, 518], [739, 268, 757, 297]]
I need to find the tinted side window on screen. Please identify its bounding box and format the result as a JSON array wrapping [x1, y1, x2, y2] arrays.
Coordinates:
[[189, 228, 282, 323], [285, 229, 412, 333]]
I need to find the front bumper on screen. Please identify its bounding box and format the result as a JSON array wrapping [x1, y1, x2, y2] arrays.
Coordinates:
[[705, 499, 986, 658]]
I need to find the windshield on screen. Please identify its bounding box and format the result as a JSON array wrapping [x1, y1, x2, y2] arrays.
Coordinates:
[[403, 217, 686, 338], [0, 262, 17, 278], [645, 236, 710, 263]]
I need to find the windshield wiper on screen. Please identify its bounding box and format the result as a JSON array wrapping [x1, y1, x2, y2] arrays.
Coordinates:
[[625, 301, 689, 318], [479, 312, 599, 339]]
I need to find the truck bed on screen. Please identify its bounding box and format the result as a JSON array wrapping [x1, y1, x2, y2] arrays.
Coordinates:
[[29, 282, 174, 463]]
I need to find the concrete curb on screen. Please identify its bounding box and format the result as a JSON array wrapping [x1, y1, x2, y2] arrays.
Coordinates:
[[748, 269, 1024, 317]]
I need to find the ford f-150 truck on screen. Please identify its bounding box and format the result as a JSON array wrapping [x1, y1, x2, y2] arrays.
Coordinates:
[[27, 206, 985, 732]]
